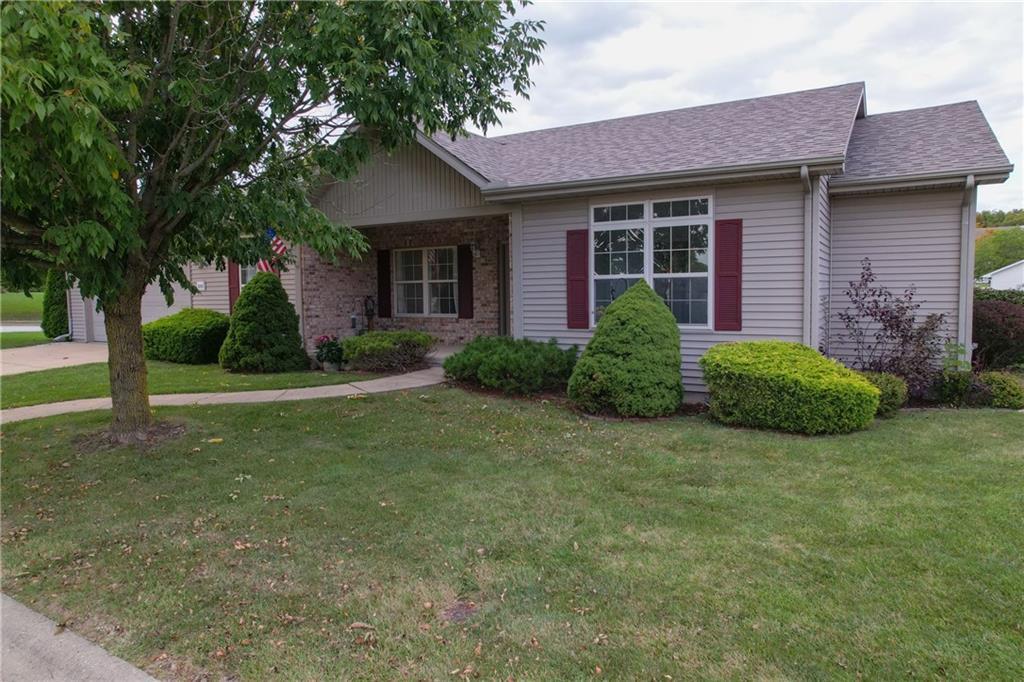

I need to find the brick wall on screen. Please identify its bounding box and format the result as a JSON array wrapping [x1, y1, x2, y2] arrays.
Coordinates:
[[300, 214, 509, 348]]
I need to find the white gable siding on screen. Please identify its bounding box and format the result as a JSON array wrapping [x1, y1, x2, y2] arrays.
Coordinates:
[[519, 180, 806, 396], [828, 190, 962, 361], [315, 143, 487, 224]]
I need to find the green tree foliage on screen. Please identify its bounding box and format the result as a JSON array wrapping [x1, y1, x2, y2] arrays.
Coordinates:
[[0, 1, 543, 439], [40, 269, 68, 338], [219, 274, 307, 372], [568, 280, 683, 417], [975, 227, 1024, 277], [976, 209, 1024, 228]]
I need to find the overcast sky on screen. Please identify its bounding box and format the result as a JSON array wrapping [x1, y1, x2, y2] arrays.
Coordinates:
[[478, 1, 1023, 210]]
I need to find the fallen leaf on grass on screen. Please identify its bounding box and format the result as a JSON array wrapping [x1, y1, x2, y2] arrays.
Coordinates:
[[348, 622, 376, 630], [206, 438, 224, 444]]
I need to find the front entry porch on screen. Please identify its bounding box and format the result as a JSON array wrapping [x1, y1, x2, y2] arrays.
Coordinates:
[[300, 214, 510, 349]]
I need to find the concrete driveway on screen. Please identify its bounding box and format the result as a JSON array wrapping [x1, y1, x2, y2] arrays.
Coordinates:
[[0, 342, 108, 376]]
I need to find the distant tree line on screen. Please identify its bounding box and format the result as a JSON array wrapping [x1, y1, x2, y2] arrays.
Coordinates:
[[975, 227, 1024, 277], [976, 208, 1024, 228]]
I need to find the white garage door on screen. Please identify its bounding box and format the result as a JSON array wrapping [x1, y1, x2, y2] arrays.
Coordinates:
[[83, 283, 189, 342]]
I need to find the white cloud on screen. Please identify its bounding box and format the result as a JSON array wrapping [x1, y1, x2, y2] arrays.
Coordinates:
[[484, 1, 1023, 209]]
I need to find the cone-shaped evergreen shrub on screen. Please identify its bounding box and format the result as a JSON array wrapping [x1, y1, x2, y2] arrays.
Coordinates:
[[568, 280, 682, 416], [41, 270, 69, 338], [219, 273, 308, 372]]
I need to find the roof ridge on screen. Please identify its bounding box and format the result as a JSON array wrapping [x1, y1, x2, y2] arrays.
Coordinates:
[[482, 81, 866, 141], [860, 100, 980, 119]]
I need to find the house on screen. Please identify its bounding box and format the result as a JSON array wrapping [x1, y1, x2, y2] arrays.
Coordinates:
[[68, 82, 1012, 397], [978, 259, 1024, 291]]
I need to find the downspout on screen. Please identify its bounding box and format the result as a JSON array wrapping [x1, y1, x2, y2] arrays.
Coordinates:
[[801, 165, 814, 346], [958, 174, 976, 362]]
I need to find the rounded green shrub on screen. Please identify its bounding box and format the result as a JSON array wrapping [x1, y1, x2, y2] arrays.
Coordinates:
[[977, 371, 1024, 409], [41, 270, 69, 338], [444, 336, 577, 394], [219, 273, 308, 372], [143, 308, 230, 364], [936, 369, 973, 407], [342, 330, 436, 372], [567, 280, 682, 417], [859, 371, 908, 417], [700, 341, 879, 435]]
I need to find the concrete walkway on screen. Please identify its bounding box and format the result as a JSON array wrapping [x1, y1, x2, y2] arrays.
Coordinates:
[[0, 342, 108, 376], [1, 594, 156, 682], [1, 367, 444, 424]]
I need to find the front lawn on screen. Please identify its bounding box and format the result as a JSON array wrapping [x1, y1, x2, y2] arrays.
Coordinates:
[[2, 389, 1021, 679], [0, 331, 50, 349], [0, 290, 44, 321], [0, 362, 375, 409]]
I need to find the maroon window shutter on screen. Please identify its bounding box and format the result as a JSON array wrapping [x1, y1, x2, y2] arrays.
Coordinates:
[[566, 229, 589, 329], [714, 219, 743, 331], [377, 250, 392, 318], [457, 244, 474, 319], [228, 261, 240, 313]]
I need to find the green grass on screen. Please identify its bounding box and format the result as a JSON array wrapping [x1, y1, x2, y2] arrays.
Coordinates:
[[0, 362, 376, 409], [0, 331, 50, 349], [0, 291, 44, 321], [2, 389, 1022, 680]]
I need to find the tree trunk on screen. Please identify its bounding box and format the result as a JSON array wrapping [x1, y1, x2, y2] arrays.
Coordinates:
[[103, 282, 152, 442]]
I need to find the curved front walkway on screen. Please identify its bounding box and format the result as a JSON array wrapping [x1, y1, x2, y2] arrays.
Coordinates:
[[0, 367, 444, 424]]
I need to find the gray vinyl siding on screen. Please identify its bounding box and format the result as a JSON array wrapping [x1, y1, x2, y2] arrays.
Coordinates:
[[519, 180, 806, 397], [828, 190, 962, 361], [189, 263, 232, 314], [315, 143, 486, 224], [68, 285, 88, 340], [816, 175, 831, 351]]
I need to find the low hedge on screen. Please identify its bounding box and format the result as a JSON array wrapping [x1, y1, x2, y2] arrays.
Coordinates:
[[859, 371, 908, 417], [444, 336, 577, 394], [143, 308, 230, 364], [700, 341, 879, 435], [567, 280, 682, 417], [343, 330, 436, 372], [975, 287, 1024, 306], [977, 371, 1024, 409], [973, 298, 1024, 369]]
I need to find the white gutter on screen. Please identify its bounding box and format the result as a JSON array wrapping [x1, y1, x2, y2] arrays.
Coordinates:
[[958, 174, 977, 361], [829, 166, 1012, 194], [482, 157, 845, 201], [800, 166, 814, 346]]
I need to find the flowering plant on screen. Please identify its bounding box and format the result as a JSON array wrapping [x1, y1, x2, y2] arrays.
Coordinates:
[[315, 334, 343, 365]]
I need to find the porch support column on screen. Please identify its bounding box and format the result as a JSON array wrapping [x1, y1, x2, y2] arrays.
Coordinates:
[[509, 205, 525, 338]]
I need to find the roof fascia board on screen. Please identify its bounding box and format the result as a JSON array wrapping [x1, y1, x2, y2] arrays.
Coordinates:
[[481, 158, 844, 201], [414, 131, 491, 189]]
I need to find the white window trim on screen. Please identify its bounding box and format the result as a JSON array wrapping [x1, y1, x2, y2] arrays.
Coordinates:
[[239, 263, 259, 287], [393, 246, 459, 318], [588, 196, 714, 330]]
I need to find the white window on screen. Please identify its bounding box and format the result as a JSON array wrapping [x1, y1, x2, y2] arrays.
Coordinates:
[[395, 247, 458, 316], [590, 197, 712, 327], [240, 264, 259, 286]]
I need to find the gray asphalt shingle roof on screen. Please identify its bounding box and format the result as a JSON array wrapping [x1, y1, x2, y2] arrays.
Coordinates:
[[433, 82, 866, 188], [836, 101, 1012, 184], [427, 82, 1010, 191]]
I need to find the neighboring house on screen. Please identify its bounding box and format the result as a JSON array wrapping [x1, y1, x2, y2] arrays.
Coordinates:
[[978, 259, 1024, 291], [68, 82, 1012, 398]]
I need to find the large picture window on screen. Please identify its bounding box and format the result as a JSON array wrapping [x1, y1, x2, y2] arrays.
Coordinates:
[[590, 196, 712, 326], [395, 247, 458, 316]]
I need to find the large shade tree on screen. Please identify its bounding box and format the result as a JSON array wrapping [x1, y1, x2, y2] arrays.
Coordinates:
[[1, 1, 543, 441]]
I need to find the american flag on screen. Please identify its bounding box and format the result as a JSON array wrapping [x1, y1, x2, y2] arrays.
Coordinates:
[[257, 228, 288, 272]]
